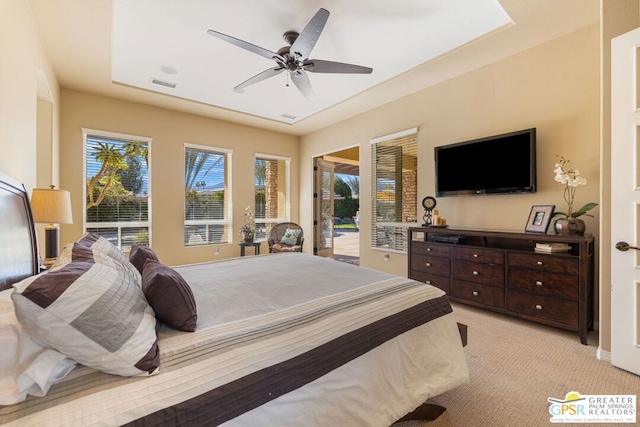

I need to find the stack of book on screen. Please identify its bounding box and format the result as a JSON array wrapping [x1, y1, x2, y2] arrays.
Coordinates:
[[535, 242, 571, 253]]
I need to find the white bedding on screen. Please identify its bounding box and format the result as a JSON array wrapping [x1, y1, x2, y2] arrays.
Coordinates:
[[0, 287, 76, 405], [0, 254, 469, 426]]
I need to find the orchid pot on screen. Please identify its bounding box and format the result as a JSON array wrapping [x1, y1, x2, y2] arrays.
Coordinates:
[[553, 217, 586, 236], [552, 156, 598, 236]]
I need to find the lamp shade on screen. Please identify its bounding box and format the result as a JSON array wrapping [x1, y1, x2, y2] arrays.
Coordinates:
[[30, 186, 73, 224]]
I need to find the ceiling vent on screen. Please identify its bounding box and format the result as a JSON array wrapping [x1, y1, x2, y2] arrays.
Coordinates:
[[151, 78, 177, 89], [281, 113, 297, 120]]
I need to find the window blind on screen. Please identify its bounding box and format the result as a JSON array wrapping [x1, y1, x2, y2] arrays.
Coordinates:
[[184, 145, 231, 245], [85, 133, 150, 249], [370, 129, 418, 252]]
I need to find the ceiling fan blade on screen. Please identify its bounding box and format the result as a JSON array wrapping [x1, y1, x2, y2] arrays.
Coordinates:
[[303, 59, 373, 74], [234, 67, 285, 92], [290, 70, 314, 99], [290, 8, 329, 60], [207, 29, 284, 62]]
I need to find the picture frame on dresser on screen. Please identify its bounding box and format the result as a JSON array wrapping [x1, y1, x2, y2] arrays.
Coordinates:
[[525, 205, 555, 233]]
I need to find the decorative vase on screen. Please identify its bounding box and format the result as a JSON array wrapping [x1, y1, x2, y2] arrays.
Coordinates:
[[243, 233, 254, 243], [554, 218, 585, 236]]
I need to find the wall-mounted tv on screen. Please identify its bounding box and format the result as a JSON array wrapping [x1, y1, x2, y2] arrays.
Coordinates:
[[435, 128, 536, 197]]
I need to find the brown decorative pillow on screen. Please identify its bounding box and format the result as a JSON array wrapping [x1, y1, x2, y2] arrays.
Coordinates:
[[141, 259, 197, 332], [129, 245, 160, 275]]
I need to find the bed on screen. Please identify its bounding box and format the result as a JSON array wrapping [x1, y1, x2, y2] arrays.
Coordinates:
[[0, 171, 469, 426]]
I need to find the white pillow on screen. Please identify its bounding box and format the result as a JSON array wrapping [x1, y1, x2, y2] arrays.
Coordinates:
[[11, 245, 159, 377], [280, 228, 301, 246], [0, 289, 76, 404]]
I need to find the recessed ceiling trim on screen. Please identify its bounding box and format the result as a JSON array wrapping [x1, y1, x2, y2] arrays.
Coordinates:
[[112, 0, 512, 125]]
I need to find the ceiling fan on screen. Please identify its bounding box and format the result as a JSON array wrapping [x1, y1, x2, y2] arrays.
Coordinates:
[[207, 8, 373, 99]]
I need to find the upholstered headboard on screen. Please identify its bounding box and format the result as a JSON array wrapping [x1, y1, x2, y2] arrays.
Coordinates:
[[0, 171, 38, 291]]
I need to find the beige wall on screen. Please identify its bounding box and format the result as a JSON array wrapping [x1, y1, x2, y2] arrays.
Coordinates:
[[0, 0, 60, 258], [59, 90, 299, 266], [0, 0, 59, 188], [300, 24, 602, 338], [302, 24, 600, 271]]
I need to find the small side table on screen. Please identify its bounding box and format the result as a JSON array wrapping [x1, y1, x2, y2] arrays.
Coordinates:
[[239, 241, 261, 256]]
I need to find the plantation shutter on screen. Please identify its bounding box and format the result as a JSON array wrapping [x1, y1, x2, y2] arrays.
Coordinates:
[[370, 128, 418, 252], [184, 144, 231, 245]]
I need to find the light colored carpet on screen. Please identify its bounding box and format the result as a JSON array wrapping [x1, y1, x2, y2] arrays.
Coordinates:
[[393, 302, 640, 427]]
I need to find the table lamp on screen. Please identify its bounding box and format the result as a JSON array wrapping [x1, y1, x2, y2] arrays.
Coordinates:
[[30, 185, 73, 265]]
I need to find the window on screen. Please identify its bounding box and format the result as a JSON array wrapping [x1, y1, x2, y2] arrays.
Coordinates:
[[254, 155, 290, 241], [84, 130, 151, 250], [370, 128, 418, 252], [184, 144, 232, 245]]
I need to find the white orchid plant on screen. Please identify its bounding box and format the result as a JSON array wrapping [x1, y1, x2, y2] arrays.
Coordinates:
[[553, 156, 598, 219], [239, 206, 255, 238]]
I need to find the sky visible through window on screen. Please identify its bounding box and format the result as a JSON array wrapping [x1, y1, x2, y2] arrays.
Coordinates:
[[185, 149, 225, 192], [87, 143, 361, 198]]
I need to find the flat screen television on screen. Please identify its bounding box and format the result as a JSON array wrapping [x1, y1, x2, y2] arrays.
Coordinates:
[[435, 128, 536, 197]]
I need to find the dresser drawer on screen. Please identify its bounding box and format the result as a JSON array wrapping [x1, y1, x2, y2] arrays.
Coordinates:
[[451, 279, 504, 309], [508, 252, 579, 275], [410, 255, 450, 276], [410, 241, 451, 257], [507, 289, 578, 327], [452, 259, 504, 287], [507, 268, 578, 299], [409, 270, 451, 294], [452, 246, 504, 265]]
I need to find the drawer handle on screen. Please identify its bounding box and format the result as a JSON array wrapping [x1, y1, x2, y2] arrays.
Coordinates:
[[535, 304, 543, 310], [536, 281, 543, 286], [425, 262, 431, 267], [473, 253, 479, 258], [425, 280, 431, 285], [472, 271, 479, 276], [536, 261, 543, 265], [472, 291, 479, 296]]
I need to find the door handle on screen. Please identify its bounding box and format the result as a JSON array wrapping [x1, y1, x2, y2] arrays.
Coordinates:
[[615, 241, 640, 251]]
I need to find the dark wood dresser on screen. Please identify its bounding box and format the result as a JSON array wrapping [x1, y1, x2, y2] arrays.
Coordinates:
[[408, 227, 594, 344]]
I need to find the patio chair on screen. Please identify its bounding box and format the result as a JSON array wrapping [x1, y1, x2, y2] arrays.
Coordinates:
[[268, 222, 304, 253]]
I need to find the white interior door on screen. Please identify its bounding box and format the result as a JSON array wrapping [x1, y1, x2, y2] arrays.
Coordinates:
[[314, 158, 334, 258], [611, 27, 640, 376]]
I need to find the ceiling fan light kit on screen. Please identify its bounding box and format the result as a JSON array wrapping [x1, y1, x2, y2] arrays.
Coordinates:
[[207, 8, 373, 99]]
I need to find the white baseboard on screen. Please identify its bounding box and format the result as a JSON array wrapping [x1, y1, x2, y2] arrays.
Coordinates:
[[593, 322, 609, 362], [597, 347, 611, 363]]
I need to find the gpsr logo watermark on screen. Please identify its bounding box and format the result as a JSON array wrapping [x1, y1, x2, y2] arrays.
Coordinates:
[[548, 391, 636, 423]]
